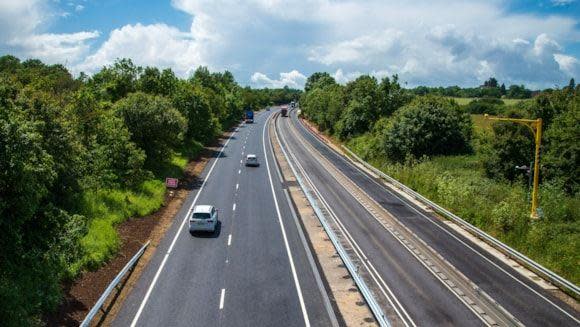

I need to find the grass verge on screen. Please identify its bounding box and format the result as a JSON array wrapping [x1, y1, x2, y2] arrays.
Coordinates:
[[72, 140, 203, 275]]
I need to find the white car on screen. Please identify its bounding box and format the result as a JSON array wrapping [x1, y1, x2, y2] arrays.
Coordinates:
[[189, 205, 218, 233], [245, 154, 259, 167]]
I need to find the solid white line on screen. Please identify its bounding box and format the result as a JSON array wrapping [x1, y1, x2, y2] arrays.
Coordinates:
[[236, 183, 239, 190], [228, 234, 232, 246], [262, 114, 310, 327], [219, 289, 226, 309], [233, 203, 236, 211], [130, 128, 237, 327]]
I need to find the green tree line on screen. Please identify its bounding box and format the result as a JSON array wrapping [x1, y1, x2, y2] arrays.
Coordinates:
[[300, 72, 579, 283], [409, 77, 545, 99], [0, 55, 299, 325]]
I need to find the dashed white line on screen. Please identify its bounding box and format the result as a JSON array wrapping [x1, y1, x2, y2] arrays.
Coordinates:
[[228, 234, 232, 246], [130, 127, 238, 327], [219, 289, 226, 309], [232, 203, 236, 211], [236, 183, 239, 190], [240, 159, 242, 164], [238, 169, 241, 174]]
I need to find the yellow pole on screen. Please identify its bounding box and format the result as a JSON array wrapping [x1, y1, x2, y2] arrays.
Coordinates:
[[484, 115, 543, 219], [530, 118, 542, 219]]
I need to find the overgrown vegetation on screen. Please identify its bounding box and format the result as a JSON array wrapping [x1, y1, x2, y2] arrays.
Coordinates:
[[0, 55, 300, 326], [301, 72, 579, 284]]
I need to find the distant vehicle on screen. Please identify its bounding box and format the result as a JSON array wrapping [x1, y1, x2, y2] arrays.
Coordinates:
[[189, 205, 218, 233], [245, 110, 254, 123], [281, 105, 288, 117], [245, 154, 259, 167], [266, 107, 270, 111], [290, 100, 295, 109]]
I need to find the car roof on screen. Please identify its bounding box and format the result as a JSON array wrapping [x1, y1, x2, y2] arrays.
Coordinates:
[[193, 205, 214, 213], [247, 154, 257, 158]]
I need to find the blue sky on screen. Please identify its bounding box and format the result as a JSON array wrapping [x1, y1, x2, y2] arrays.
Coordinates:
[[1, 0, 578, 89]]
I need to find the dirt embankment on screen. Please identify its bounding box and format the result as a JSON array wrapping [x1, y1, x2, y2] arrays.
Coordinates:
[[45, 131, 233, 327]]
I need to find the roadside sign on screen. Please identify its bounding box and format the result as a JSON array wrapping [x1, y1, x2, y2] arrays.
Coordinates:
[[165, 178, 179, 188]]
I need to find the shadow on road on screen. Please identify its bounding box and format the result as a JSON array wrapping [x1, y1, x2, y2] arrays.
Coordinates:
[[189, 221, 222, 238]]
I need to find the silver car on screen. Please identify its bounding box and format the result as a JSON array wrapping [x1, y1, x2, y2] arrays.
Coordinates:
[[245, 154, 259, 167]]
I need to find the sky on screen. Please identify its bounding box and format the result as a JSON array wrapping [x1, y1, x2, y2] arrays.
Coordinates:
[[0, 0, 579, 89]]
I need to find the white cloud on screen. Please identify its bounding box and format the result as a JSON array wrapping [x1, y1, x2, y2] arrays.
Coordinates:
[[0, 0, 48, 43], [2, 0, 579, 87], [551, 0, 575, 6], [8, 31, 99, 64], [555, 54, 580, 77], [75, 23, 205, 76], [251, 70, 306, 88], [0, 0, 98, 67], [75, 4, 84, 12]]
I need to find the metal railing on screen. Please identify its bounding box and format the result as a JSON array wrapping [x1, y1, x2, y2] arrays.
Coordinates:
[[273, 113, 391, 327], [81, 240, 151, 327], [341, 145, 580, 299]]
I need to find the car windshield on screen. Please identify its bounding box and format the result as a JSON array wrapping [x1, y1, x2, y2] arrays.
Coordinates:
[[192, 212, 211, 219]]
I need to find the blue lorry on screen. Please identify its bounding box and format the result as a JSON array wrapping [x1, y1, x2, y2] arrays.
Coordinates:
[[245, 110, 254, 123]]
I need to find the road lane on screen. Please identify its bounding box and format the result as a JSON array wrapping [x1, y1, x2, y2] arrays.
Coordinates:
[[286, 109, 580, 326], [113, 110, 335, 327], [277, 111, 483, 326]]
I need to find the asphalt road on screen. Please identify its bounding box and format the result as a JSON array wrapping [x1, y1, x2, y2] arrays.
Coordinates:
[[113, 109, 336, 327], [279, 109, 579, 327]]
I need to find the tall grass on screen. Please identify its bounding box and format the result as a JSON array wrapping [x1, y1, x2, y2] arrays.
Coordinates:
[[71, 180, 165, 274], [71, 142, 202, 275], [347, 136, 579, 285]]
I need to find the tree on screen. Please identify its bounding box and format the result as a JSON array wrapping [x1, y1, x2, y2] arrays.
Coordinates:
[[500, 83, 507, 96], [482, 111, 534, 181], [542, 93, 579, 193], [304, 72, 335, 92], [335, 97, 376, 140], [378, 74, 412, 116], [382, 96, 473, 161], [483, 77, 498, 88], [90, 58, 141, 101], [172, 82, 220, 144], [114, 92, 186, 167], [568, 78, 576, 92], [466, 98, 505, 115]]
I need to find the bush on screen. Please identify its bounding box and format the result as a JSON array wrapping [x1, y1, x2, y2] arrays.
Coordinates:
[[466, 98, 505, 115], [114, 92, 187, 168], [382, 96, 473, 162]]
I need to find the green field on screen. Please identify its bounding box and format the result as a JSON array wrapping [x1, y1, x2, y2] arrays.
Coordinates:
[[450, 97, 526, 106]]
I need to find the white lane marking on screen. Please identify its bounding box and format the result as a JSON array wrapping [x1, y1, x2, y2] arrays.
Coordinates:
[[295, 119, 580, 324], [232, 203, 236, 211], [262, 114, 311, 327], [219, 289, 226, 309], [240, 159, 242, 164], [130, 128, 237, 327], [236, 183, 239, 190], [281, 122, 413, 326], [228, 234, 232, 246], [238, 169, 241, 174]]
